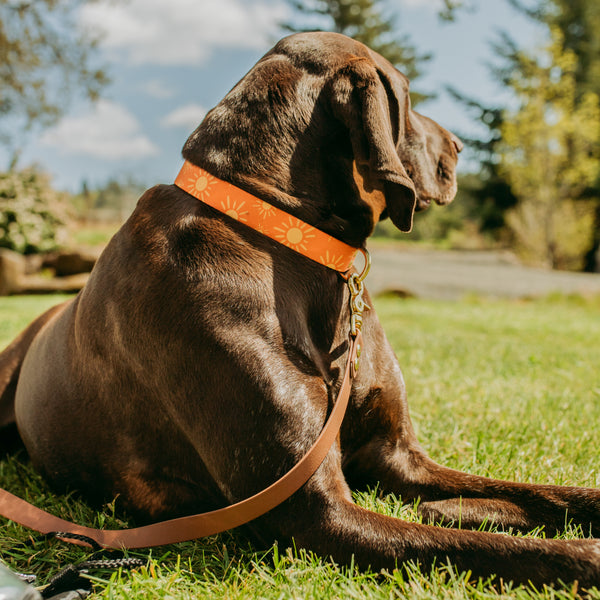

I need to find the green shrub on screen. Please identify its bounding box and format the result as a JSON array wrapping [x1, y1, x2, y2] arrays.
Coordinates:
[[0, 167, 68, 254]]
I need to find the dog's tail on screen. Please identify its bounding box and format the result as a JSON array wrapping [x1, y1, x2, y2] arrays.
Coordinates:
[[0, 302, 67, 432]]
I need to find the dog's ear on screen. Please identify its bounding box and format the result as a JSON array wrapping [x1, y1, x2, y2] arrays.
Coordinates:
[[328, 57, 417, 232]]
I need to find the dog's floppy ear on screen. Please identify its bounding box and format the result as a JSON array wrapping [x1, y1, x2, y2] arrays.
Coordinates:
[[328, 57, 417, 232]]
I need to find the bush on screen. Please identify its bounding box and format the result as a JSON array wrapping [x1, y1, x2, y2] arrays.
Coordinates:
[[0, 167, 68, 254], [504, 198, 596, 271]]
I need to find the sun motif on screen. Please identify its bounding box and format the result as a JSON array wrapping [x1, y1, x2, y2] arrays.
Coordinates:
[[320, 250, 348, 271], [273, 217, 316, 252], [254, 199, 277, 220], [220, 195, 247, 223], [183, 169, 218, 201]]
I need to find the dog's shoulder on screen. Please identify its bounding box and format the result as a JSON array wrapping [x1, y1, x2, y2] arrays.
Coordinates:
[[109, 184, 272, 289]]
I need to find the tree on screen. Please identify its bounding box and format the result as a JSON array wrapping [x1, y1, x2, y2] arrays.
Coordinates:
[[448, 0, 600, 270], [464, 0, 600, 271], [506, 0, 600, 271], [507, 0, 600, 102], [498, 29, 600, 269], [283, 0, 431, 104], [447, 25, 553, 239], [0, 0, 107, 154], [70, 177, 147, 222], [0, 167, 69, 254], [542, 0, 600, 271], [445, 88, 518, 234], [439, 0, 475, 22]]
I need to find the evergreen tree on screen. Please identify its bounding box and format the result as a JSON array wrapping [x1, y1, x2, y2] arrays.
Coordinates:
[[507, 0, 600, 102], [283, 0, 431, 104], [439, 0, 474, 22], [445, 87, 518, 234]]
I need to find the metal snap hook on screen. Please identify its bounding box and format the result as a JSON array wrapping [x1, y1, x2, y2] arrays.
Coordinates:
[[354, 248, 371, 283]]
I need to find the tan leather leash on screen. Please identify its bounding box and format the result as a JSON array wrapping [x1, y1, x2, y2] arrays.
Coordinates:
[[0, 167, 371, 549], [0, 329, 364, 549]]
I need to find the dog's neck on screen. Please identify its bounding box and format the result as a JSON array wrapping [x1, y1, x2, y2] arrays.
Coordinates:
[[181, 147, 378, 249], [175, 161, 360, 273]]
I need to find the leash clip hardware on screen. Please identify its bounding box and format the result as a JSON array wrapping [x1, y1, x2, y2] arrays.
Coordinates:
[[347, 249, 371, 373]]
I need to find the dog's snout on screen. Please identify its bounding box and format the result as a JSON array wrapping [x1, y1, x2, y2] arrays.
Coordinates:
[[451, 133, 463, 154]]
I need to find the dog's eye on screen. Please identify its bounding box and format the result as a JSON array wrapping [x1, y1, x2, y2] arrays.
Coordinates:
[[437, 162, 448, 180]]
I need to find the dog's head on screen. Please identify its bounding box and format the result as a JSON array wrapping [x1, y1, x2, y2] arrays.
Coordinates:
[[183, 32, 461, 244]]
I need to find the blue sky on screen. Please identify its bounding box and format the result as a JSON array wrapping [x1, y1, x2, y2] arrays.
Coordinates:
[[5, 0, 544, 192]]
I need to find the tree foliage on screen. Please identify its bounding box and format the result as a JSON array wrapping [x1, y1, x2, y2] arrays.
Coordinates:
[[498, 30, 600, 269], [283, 0, 431, 104], [543, 0, 600, 270], [0, 167, 68, 254], [438, 0, 475, 22], [450, 0, 600, 270], [0, 0, 107, 150], [446, 87, 518, 234], [505, 0, 600, 271], [72, 177, 146, 221], [508, 0, 600, 102]]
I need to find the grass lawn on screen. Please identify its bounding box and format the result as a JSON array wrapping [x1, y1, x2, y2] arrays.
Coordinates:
[[1, 293, 599, 599]]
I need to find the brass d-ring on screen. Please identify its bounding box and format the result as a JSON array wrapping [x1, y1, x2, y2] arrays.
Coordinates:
[[355, 248, 371, 283]]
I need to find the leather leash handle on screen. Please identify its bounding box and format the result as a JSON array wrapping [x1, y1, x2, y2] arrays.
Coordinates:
[[0, 331, 362, 549]]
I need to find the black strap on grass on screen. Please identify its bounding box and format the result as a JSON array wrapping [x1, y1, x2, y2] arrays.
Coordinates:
[[41, 556, 145, 599], [14, 532, 146, 599], [48, 532, 103, 550]]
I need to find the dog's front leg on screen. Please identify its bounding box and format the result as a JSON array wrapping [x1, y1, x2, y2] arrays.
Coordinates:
[[344, 406, 600, 536], [395, 451, 600, 536], [271, 455, 600, 587], [341, 328, 600, 537]]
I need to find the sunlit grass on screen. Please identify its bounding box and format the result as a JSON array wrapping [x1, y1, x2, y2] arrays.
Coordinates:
[[1, 293, 599, 598], [67, 221, 121, 247], [0, 295, 73, 347]]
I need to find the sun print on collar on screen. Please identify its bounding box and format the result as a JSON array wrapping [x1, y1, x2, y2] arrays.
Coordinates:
[[220, 196, 247, 222], [181, 168, 218, 201], [273, 217, 317, 253], [320, 250, 349, 271], [255, 199, 277, 219]]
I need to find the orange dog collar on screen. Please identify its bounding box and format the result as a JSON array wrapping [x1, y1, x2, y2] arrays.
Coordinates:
[[175, 161, 359, 273]]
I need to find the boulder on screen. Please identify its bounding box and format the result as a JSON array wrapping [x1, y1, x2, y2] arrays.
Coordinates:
[[0, 248, 92, 295], [0, 249, 26, 295], [42, 248, 100, 276]]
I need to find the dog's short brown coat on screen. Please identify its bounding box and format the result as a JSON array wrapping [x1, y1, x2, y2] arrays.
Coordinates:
[[1, 32, 600, 587]]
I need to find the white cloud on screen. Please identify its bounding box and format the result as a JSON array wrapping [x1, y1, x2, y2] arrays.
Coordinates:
[[80, 0, 289, 66], [140, 79, 176, 99], [397, 0, 444, 9], [161, 104, 207, 130], [40, 100, 159, 160]]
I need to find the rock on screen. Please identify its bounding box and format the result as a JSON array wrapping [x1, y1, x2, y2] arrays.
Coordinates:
[[42, 248, 100, 276], [0, 248, 92, 295], [24, 253, 45, 275], [0, 249, 26, 295]]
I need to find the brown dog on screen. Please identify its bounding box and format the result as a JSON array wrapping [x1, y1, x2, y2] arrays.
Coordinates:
[[1, 32, 600, 587]]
